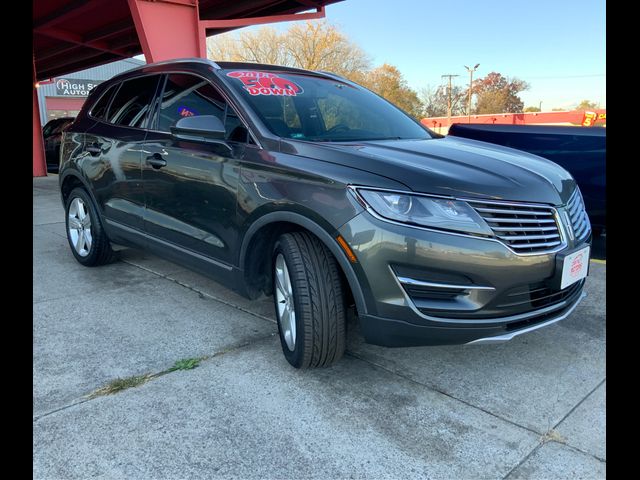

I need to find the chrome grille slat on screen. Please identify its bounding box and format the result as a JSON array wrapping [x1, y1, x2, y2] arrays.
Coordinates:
[[565, 188, 591, 242], [470, 200, 563, 254], [485, 217, 556, 224], [509, 240, 562, 248], [496, 233, 560, 241], [492, 225, 558, 232], [475, 207, 553, 216]]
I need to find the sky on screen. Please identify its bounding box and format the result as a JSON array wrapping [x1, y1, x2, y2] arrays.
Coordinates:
[[212, 0, 606, 110]]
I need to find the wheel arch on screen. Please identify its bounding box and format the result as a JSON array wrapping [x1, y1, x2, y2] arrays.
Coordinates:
[[239, 211, 368, 316], [59, 170, 102, 214]]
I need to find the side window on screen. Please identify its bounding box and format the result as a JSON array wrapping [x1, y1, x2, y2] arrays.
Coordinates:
[[157, 73, 251, 143], [89, 83, 118, 121], [106, 75, 159, 128]]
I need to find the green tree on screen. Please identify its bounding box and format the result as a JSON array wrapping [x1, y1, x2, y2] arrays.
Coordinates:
[[524, 106, 541, 112], [473, 72, 529, 114], [575, 99, 600, 110]]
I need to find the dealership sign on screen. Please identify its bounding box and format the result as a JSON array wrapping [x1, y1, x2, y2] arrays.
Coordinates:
[[55, 78, 102, 97]]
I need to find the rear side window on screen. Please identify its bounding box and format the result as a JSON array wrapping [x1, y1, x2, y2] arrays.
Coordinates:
[[89, 84, 118, 121], [106, 75, 160, 128]]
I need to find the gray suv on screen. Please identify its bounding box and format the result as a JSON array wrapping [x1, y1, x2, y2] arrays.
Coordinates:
[[59, 59, 591, 368]]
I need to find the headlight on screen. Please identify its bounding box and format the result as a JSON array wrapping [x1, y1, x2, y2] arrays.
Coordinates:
[[356, 188, 493, 236]]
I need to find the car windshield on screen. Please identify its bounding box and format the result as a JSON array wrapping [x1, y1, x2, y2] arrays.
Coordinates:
[[221, 69, 432, 142]]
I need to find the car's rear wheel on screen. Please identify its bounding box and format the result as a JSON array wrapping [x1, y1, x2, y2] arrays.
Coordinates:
[[272, 231, 346, 369], [65, 187, 114, 266]]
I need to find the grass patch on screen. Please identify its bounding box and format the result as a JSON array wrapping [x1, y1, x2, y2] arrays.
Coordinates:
[[541, 429, 567, 444], [87, 373, 153, 398], [168, 357, 201, 372]]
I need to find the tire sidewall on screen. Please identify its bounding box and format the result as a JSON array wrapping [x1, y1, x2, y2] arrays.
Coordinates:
[[272, 239, 305, 368], [65, 188, 102, 266]]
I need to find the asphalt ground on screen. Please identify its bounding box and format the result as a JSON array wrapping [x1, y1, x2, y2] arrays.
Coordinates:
[[34, 175, 606, 479]]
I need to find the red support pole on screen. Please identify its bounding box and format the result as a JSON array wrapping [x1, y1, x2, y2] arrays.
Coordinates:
[[127, 0, 205, 62], [33, 56, 47, 177]]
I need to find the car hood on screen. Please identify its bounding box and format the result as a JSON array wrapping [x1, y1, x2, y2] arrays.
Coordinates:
[[288, 136, 576, 205]]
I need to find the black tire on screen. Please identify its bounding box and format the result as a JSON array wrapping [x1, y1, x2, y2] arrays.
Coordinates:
[[272, 231, 346, 369], [65, 187, 115, 266]]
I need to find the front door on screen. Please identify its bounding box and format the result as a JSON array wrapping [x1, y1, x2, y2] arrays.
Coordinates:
[[142, 73, 251, 267]]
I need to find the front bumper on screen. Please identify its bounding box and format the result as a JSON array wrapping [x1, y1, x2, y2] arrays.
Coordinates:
[[338, 211, 590, 347]]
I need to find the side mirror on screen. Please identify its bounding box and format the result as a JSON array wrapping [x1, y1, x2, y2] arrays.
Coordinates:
[[170, 115, 226, 141], [170, 115, 232, 155]]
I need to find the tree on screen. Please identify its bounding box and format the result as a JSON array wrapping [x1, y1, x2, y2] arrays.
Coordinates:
[[419, 85, 467, 118], [208, 22, 423, 118], [472, 72, 529, 114], [575, 99, 600, 110], [524, 106, 541, 112], [207, 21, 371, 81], [359, 64, 423, 118]]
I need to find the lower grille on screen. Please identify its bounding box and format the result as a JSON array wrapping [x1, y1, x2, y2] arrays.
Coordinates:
[[498, 279, 585, 310], [421, 279, 585, 319]]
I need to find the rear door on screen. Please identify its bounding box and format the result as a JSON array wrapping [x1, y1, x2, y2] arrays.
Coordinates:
[[83, 74, 162, 232]]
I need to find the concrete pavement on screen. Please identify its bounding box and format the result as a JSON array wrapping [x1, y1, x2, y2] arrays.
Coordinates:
[[33, 175, 606, 479]]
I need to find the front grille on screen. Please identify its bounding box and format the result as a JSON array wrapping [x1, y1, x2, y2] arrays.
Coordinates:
[[469, 201, 562, 254], [566, 188, 591, 241]]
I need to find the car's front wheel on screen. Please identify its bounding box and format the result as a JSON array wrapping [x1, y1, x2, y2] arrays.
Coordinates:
[[272, 232, 346, 369], [65, 187, 114, 266]]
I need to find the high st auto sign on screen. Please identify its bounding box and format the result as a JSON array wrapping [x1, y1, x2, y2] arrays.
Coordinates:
[[55, 78, 102, 97]]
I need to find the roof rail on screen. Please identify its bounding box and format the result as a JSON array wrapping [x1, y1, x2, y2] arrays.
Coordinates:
[[121, 57, 220, 76]]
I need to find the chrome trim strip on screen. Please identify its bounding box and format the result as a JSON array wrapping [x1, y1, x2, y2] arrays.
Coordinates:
[[475, 207, 553, 216], [465, 292, 586, 344], [397, 276, 495, 291], [484, 217, 556, 224], [492, 225, 558, 232], [104, 219, 233, 271], [496, 233, 560, 241]]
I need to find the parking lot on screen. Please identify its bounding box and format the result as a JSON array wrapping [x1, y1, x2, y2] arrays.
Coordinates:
[[34, 175, 605, 479]]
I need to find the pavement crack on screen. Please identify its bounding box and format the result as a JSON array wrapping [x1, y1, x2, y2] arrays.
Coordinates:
[[345, 350, 544, 437], [348, 351, 607, 466], [34, 335, 276, 422], [502, 442, 544, 479], [120, 259, 276, 325]]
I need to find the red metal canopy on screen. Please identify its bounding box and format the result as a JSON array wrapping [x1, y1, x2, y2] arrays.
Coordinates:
[[33, 0, 343, 81]]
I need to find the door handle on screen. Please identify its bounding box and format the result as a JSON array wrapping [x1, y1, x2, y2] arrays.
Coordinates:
[[85, 143, 102, 155], [146, 154, 167, 169]]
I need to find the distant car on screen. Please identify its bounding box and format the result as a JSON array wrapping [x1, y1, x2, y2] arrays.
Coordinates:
[[59, 59, 591, 369], [448, 124, 606, 233], [43, 117, 75, 173]]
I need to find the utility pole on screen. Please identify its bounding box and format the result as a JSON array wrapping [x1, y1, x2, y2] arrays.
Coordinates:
[[464, 64, 480, 123], [539, 101, 542, 111], [441, 74, 459, 126]]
